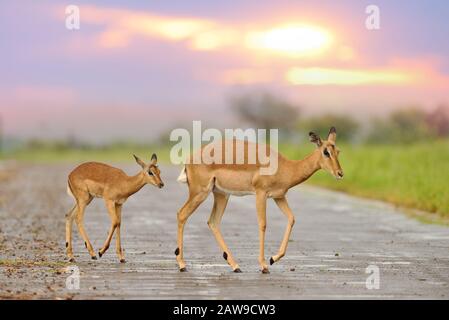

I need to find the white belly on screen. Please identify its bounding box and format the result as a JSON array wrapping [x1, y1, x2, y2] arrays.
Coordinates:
[[90, 193, 102, 198], [213, 182, 255, 197], [117, 198, 128, 204]]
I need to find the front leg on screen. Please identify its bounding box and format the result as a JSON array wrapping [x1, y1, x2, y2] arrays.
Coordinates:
[[115, 204, 125, 263], [99, 200, 118, 258], [256, 191, 269, 274], [270, 197, 295, 265]]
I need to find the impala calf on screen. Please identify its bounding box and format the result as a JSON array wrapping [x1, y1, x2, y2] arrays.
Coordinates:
[[175, 127, 343, 273], [65, 153, 164, 262]]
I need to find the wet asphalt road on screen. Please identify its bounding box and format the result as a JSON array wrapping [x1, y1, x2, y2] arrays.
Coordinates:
[[0, 164, 449, 299]]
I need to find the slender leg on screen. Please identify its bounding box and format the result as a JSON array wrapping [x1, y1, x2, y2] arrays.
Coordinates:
[[98, 200, 118, 259], [115, 204, 125, 263], [75, 198, 97, 259], [176, 191, 209, 271], [208, 192, 241, 272], [255, 191, 269, 273], [65, 205, 77, 262], [270, 197, 296, 265]]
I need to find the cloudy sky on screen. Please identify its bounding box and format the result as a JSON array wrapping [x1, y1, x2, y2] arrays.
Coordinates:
[[1, 0, 448, 142]]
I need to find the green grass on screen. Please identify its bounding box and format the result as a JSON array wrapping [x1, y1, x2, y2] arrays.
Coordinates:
[[8, 145, 172, 163], [0, 259, 69, 268], [280, 140, 449, 219], [5, 140, 449, 220]]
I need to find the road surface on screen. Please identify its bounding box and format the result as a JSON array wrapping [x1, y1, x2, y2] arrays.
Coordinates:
[[0, 164, 448, 299]]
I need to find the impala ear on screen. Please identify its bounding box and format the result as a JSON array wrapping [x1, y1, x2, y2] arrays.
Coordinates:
[[150, 153, 158, 165], [328, 126, 337, 143], [133, 154, 146, 169], [309, 131, 322, 147]]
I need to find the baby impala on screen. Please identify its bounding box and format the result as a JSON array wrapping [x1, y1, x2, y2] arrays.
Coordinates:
[[65, 153, 164, 262]]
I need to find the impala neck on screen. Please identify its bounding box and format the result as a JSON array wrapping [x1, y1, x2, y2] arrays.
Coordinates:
[[124, 172, 147, 198], [287, 149, 321, 188]]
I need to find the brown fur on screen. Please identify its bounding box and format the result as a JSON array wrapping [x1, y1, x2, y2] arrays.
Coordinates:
[[176, 128, 343, 273], [65, 154, 163, 262]]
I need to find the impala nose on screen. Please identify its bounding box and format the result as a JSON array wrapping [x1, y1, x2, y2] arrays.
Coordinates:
[[158, 182, 164, 188], [337, 171, 344, 179]]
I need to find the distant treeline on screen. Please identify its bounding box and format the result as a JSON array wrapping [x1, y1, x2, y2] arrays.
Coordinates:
[[11, 104, 449, 152], [299, 106, 449, 144], [231, 93, 449, 144], [21, 140, 155, 151], [3, 93, 449, 153]]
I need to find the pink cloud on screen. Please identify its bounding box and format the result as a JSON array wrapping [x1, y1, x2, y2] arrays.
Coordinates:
[[0, 84, 189, 141], [0, 85, 76, 134]]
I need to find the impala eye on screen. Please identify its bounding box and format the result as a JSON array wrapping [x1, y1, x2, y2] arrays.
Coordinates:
[[148, 170, 154, 176], [323, 149, 330, 157]]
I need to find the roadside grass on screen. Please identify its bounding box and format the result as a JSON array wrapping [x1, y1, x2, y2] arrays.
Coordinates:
[[5, 140, 449, 220], [8, 145, 172, 164], [0, 259, 69, 269], [280, 140, 449, 219]]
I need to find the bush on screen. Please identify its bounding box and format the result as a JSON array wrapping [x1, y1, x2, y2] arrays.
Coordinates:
[[298, 114, 360, 142], [230, 93, 300, 132], [426, 105, 449, 137], [366, 108, 434, 144]]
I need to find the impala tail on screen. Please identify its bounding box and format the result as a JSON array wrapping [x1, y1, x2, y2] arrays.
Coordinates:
[[66, 179, 75, 199], [177, 166, 188, 183]]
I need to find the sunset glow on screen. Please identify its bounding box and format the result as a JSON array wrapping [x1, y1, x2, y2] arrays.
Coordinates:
[[246, 25, 333, 56], [2, 1, 449, 140], [190, 30, 238, 50], [286, 67, 415, 85]]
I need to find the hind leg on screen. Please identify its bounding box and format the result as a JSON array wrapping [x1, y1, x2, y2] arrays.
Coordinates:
[[74, 195, 96, 259], [114, 204, 125, 262], [98, 200, 119, 259], [207, 192, 241, 272], [65, 205, 77, 262], [176, 190, 210, 271], [256, 191, 269, 273]]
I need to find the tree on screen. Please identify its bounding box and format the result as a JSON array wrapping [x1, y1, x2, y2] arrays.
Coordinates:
[[299, 114, 360, 142], [367, 108, 433, 144], [426, 104, 449, 137], [230, 93, 300, 137]]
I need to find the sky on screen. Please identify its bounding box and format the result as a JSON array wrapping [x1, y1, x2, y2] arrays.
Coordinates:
[[1, 0, 449, 142]]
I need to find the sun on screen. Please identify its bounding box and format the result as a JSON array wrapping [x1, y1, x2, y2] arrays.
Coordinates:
[[246, 24, 333, 57]]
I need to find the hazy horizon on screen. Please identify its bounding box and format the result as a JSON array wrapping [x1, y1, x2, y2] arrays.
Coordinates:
[[1, 0, 448, 142]]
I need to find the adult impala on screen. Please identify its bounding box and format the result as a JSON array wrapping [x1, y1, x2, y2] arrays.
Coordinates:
[[66, 153, 164, 262], [175, 127, 343, 273]]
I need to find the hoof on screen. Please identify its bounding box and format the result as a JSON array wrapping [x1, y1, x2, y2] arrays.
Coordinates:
[[179, 267, 187, 272], [98, 251, 103, 258], [233, 268, 242, 273], [68, 258, 75, 263], [91, 256, 97, 260], [120, 259, 126, 263], [261, 268, 270, 274], [270, 257, 275, 265]]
